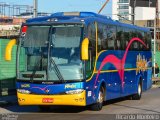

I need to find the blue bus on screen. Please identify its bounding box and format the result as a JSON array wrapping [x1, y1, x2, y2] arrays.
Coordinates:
[[12, 12, 152, 111]]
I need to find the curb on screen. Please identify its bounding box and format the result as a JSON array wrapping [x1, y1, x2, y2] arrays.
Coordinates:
[[152, 85, 160, 89]]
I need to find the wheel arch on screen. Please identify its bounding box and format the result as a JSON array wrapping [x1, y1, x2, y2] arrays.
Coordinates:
[[139, 76, 143, 86], [135, 74, 143, 93], [99, 80, 107, 101], [137, 75, 143, 88]]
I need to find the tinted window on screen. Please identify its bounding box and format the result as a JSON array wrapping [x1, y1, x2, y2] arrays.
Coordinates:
[[106, 25, 116, 50], [146, 32, 152, 50], [123, 28, 130, 49], [116, 27, 123, 50], [97, 23, 108, 52], [129, 30, 139, 51]]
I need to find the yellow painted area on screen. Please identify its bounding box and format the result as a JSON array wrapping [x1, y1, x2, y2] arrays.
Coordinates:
[[17, 90, 86, 106], [5, 39, 16, 61], [81, 38, 89, 60]]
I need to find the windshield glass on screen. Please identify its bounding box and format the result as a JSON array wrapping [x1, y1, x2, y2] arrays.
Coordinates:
[[17, 26, 50, 80], [17, 24, 84, 81], [49, 25, 84, 81]]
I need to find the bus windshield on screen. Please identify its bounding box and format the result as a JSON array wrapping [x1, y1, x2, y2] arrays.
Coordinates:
[[17, 24, 84, 82]]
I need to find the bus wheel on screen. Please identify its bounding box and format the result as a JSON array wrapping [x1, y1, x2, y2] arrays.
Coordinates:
[[91, 87, 104, 111], [132, 82, 142, 100]]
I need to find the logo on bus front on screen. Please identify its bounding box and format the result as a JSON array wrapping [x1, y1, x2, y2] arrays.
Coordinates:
[[21, 84, 30, 88], [65, 84, 76, 89]]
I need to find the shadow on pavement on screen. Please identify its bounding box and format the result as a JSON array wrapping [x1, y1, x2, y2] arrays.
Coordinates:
[[37, 97, 129, 113], [40, 106, 87, 113], [1, 97, 129, 113], [3, 94, 157, 113]]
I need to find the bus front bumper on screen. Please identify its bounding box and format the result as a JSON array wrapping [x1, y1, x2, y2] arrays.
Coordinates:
[[17, 90, 86, 106]]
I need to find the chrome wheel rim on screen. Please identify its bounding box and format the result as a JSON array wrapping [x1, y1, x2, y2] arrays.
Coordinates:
[[138, 84, 141, 96], [98, 90, 103, 103]]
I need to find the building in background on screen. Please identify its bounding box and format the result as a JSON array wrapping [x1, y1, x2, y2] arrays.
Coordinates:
[[112, 0, 157, 23], [112, 0, 131, 22], [111, 0, 160, 49], [0, 2, 33, 38], [0, 2, 50, 38]]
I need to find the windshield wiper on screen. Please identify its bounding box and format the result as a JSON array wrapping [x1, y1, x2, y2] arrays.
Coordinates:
[[30, 60, 40, 81], [50, 58, 65, 83], [30, 52, 46, 81]]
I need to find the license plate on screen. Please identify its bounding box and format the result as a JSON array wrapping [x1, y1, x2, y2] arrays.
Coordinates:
[[42, 98, 54, 103]]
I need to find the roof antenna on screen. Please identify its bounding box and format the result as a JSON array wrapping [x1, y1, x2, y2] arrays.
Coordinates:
[[98, 0, 109, 14]]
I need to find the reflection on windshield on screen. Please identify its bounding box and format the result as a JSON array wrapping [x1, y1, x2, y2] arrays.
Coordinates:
[[49, 26, 83, 81], [22, 26, 49, 71], [18, 26, 50, 80], [17, 25, 84, 81]]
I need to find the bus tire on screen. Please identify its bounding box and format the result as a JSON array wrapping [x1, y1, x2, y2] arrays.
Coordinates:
[[91, 86, 104, 111], [132, 82, 142, 100]]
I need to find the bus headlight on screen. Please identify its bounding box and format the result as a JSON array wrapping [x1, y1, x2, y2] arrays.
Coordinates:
[[66, 89, 84, 94], [17, 89, 31, 94]]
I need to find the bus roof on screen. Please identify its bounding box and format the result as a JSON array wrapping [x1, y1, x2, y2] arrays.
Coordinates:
[[26, 12, 150, 32]]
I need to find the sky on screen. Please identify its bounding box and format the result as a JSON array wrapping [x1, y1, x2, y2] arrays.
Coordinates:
[[1, 0, 112, 16]]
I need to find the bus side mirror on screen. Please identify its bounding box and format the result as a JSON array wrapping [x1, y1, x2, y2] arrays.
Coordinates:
[[81, 38, 89, 60], [5, 39, 16, 61]]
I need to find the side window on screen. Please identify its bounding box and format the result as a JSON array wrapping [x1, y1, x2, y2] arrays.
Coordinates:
[[142, 32, 148, 51], [97, 23, 103, 52], [120, 29, 125, 50], [101, 25, 108, 50], [97, 23, 108, 52], [138, 31, 151, 51], [116, 27, 123, 50], [133, 31, 140, 51], [139, 31, 145, 50], [129, 30, 139, 51], [107, 25, 116, 50], [132, 41, 139, 50], [146, 32, 152, 51], [88, 23, 96, 45], [124, 28, 130, 49]]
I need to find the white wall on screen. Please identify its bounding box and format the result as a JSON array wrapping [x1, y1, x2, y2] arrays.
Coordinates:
[[129, 6, 132, 20], [112, 0, 119, 20], [135, 7, 155, 20], [111, 0, 132, 21]]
